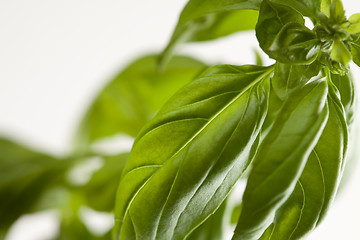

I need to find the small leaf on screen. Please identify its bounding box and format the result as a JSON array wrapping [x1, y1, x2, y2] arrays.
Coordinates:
[[84, 153, 130, 212], [256, 0, 319, 64], [268, 22, 319, 64], [0, 138, 70, 231], [347, 13, 360, 34], [233, 78, 329, 240], [330, 0, 346, 24], [321, 0, 332, 17], [331, 39, 352, 65], [160, 0, 263, 67], [114, 65, 273, 240], [75, 55, 207, 150]]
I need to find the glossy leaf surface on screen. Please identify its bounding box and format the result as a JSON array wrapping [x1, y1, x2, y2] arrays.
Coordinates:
[[76, 55, 207, 148], [233, 78, 329, 240], [256, 0, 315, 64], [259, 77, 348, 239], [114, 64, 272, 240]]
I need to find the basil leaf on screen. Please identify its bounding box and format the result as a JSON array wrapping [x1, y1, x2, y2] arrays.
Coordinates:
[[347, 13, 360, 34], [84, 153, 129, 212], [114, 65, 272, 240], [270, 0, 322, 20], [160, 0, 262, 67], [186, 200, 228, 240], [54, 216, 111, 240], [351, 38, 360, 67], [233, 78, 329, 240], [272, 62, 320, 100], [0, 138, 69, 231], [331, 72, 356, 125], [268, 22, 319, 64], [330, 0, 346, 24], [256, 0, 307, 62], [76, 55, 207, 149], [331, 39, 352, 65], [258, 79, 348, 239]]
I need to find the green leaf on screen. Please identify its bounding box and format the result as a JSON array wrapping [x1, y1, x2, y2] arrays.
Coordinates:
[[330, 72, 356, 125], [272, 62, 321, 101], [233, 77, 329, 240], [351, 38, 360, 67], [258, 79, 348, 239], [160, 0, 263, 67], [0, 138, 69, 231], [268, 22, 319, 64], [84, 153, 130, 212], [114, 64, 273, 240], [321, 0, 331, 17], [75, 55, 207, 150], [186, 200, 228, 240], [271, 0, 322, 20], [330, 0, 346, 24], [331, 39, 352, 65], [347, 13, 360, 34], [256, 0, 319, 64]]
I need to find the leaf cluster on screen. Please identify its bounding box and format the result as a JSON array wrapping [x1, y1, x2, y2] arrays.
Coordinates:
[[1, 0, 359, 240]]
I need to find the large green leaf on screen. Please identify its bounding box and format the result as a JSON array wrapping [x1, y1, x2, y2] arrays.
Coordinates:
[[75, 55, 207, 150], [233, 77, 329, 240], [114, 64, 273, 240], [160, 0, 262, 67], [84, 153, 129, 212], [256, 0, 319, 64], [258, 78, 348, 239], [0, 138, 69, 231]]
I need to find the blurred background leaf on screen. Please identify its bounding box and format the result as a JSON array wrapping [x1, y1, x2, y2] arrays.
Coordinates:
[[75, 54, 207, 151], [0, 138, 71, 233]]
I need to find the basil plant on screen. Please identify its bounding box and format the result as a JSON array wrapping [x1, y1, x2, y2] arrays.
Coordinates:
[[0, 0, 359, 239]]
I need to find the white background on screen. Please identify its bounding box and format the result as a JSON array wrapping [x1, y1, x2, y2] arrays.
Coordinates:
[[0, 0, 360, 239]]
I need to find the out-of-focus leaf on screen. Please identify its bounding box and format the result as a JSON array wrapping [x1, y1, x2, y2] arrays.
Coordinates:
[[84, 153, 130, 212], [259, 80, 347, 239], [160, 0, 262, 67], [0, 138, 70, 231], [54, 216, 111, 240], [233, 78, 328, 240], [114, 64, 272, 240], [347, 13, 360, 34], [186, 200, 228, 240], [76, 55, 207, 150], [330, 0, 346, 24], [351, 38, 360, 67]]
